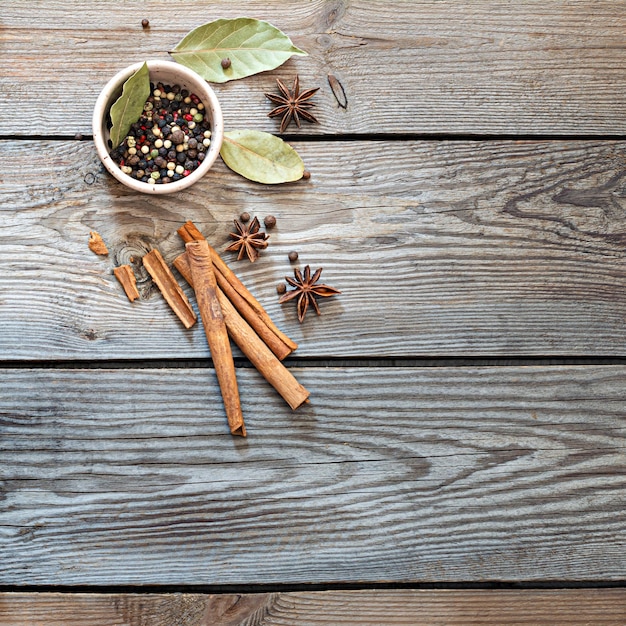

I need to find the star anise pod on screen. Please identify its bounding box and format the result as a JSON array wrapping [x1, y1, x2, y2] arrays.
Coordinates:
[[265, 75, 320, 133], [278, 265, 340, 323], [225, 216, 269, 263]]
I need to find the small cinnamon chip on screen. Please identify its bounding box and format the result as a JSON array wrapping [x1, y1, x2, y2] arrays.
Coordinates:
[[88, 231, 109, 256], [142, 248, 197, 329], [113, 265, 140, 302]]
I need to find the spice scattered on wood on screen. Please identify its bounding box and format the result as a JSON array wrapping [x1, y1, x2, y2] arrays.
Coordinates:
[[288, 251, 299, 262], [327, 74, 348, 109], [264, 215, 277, 229], [302, 170, 311, 180], [279, 265, 341, 323], [276, 282, 287, 295], [113, 265, 140, 302], [225, 216, 269, 263], [142, 248, 197, 328], [265, 75, 320, 133], [176, 220, 297, 360], [141, 18, 150, 29], [88, 231, 109, 256], [186, 240, 246, 436], [239, 211, 250, 223]]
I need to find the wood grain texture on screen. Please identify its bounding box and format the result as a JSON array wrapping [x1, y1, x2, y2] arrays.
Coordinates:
[[3, 1, 626, 136], [1, 139, 626, 359], [1, 589, 625, 625], [1, 365, 624, 585]]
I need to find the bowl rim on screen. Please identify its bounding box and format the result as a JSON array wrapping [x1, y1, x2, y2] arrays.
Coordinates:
[[92, 60, 224, 195]]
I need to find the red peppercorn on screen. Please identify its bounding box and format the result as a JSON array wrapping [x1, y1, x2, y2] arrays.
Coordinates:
[[183, 169, 191, 176], [184, 114, 193, 122]]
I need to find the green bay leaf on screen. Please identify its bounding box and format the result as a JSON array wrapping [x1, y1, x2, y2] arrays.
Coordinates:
[[220, 130, 304, 184], [171, 17, 307, 83], [109, 62, 150, 148]]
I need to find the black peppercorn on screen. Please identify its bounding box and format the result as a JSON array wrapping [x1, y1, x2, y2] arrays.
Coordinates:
[[264, 215, 277, 229]]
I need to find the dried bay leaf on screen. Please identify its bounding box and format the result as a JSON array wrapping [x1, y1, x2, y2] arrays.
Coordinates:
[[171, 18, 307, 83], [220, 130, 304, 184], [109, 62, 150, 148]]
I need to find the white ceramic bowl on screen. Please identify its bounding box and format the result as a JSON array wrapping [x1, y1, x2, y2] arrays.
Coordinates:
[[92, 60, 224, 194]]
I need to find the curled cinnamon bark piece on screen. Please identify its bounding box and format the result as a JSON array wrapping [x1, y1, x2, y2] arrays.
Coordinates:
[[186, 240, 246, 437], [113, 265, 140, 302], [142, 249, 196, 329]]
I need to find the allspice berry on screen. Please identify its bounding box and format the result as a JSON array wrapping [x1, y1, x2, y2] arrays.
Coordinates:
[[288, 251, 299, 262], [276, 282, 287, 295], [264, 215, 277, 229], [302, 170, 311, 180], [221, 58, 232, 69], [239, 211, 250, 223], [171, 129, 185, 145], [141, 18, 150, 29]]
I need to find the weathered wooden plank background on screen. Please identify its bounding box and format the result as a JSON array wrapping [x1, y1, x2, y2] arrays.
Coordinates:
[[2, 589, 626, 625], [2, 366, 624, 584], [1, 139, 626, 359], [2, 0, 625, 622], [3, 1, 626, 136]]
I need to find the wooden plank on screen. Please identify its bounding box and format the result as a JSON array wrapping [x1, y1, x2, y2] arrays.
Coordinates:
[[2, 139, 626, 359], [1, 365, 624, 585], [1, 589, 625, 625], [3, 1, 626, 136]]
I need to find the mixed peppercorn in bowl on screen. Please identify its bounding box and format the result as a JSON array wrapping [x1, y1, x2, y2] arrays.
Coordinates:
[[93, 61, 224, 194]]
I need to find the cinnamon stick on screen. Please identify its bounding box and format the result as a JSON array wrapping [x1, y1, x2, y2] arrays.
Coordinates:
[[142, 248, 196, 329], [186, 240, 246, 436], [113, 264, 140, 302], [176, 249, 310, 410], [177, 221, 297, 358]]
